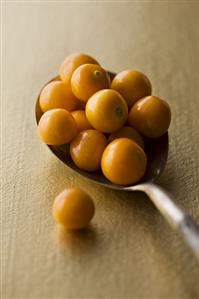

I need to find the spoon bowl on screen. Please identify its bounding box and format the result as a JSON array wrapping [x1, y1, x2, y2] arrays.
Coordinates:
[[35, 75, 168, 190]]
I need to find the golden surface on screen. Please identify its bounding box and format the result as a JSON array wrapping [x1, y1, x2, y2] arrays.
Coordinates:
[[2, 2, 199, 299]]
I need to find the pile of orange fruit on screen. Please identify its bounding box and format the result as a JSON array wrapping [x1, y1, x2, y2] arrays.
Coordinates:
[[38, 53, 171, 186]]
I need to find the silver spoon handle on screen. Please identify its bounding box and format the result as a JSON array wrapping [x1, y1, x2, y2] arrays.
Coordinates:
[[131, 182, 199, 260]]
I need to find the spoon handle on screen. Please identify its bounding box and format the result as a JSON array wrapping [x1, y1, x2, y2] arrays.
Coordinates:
[[132, 182, 199, 260]]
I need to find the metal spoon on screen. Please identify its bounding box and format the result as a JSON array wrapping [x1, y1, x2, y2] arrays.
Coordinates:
[[35, 75, 199, 259]]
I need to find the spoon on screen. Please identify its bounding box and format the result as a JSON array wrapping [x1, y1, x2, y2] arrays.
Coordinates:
[[35, 74, 199, 259]]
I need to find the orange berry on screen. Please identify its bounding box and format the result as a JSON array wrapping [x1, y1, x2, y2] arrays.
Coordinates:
[[59, 53, 99, 85], [101, 138, 147, 185], [37, 109, 77, 145], [70, 130, 107, 172], [111, 70, 152, 108], [53, 188, 95, 230], [39, 81, 79, 112], [86, 89, 128, 133], [108, 126, 144, 149], [71, 110, 92, 133], [71, 64, 110, 102], [128, 96, 171, 138]]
